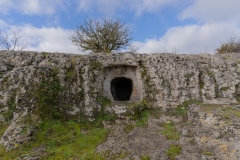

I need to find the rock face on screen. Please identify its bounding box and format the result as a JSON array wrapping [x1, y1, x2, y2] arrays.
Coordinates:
[[0, 51, 240, 158], [1, 51, 240, 115]]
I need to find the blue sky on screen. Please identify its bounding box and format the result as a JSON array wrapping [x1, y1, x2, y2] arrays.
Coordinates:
[[0, 0, 240, 54]]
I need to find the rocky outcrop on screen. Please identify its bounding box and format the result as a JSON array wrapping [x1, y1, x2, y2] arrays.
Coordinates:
[[0, 51, 240, 158], [1, 51, 240, 114], [97, 103, 240, 160]]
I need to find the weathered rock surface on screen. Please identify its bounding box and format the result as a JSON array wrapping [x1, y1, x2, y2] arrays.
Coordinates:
[[97, 104, 240, 160], [0, 51, 240, 159]]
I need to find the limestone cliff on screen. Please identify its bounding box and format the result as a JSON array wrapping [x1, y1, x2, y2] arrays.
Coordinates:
[[0, 51, 240, 159]]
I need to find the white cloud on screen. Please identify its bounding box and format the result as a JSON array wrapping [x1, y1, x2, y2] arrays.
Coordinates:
[[21, 26, 82, 54], [132, 0, 177, 15], [0, 0, 14, 14], [76, 0, 179, 15], [181, 0, 240, 23], [78, 0, 122, 15], [132, 23, 240, 54], [0, 19, 8, 27], [0, 19, 82, 54], [0, 0, 65, 15], [1, 0, 180, 16]]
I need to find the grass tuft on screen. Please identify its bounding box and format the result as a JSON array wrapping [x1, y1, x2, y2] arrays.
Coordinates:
[[160, 121, 180, 140], [166, 144, 182, 160]]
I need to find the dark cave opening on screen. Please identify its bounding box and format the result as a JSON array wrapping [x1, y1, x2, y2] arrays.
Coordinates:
[[111, 77, 133, 101]]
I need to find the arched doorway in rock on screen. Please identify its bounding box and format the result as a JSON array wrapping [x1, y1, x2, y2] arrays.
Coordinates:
[[111, 77, 133, 101]]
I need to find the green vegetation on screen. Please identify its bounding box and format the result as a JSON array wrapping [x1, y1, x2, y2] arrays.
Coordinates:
[[202, 104, 240, 119], [150, 108, 163, 119], [101, 150, 129, 159], [123, 124, 136, 133], [123, 111, 150, 132], [41, 52, 48, 58], [0, 123, 8, 137], [91, 108, 117, 128], [174, 105, 188, 117], [185, 73, 194, 86], [202, 151, 212, 156], [97, 96, 111, 107], [165, 144, 182, 160], [70, 18, 132, 53], [220, 107, 240, 120], [35, 68, 63, 120], [220, 87, 229, 91], [65, 65, 77, 81], [2, 76, 9, 84], [140, 155, 151, 160], [0, 120, 108, 159], [64, 58, 79, 81], [92, 96, 117, 127], [167, 99, 200, 122], [139, 62, 156, 105], [0, 65, 120, 159], [201, 104, 240, 124], [160, 121, 180, 140], [123, 100, 151, 133], [2, 91, 16, 122], [216, 36, 240, 54], [134, 109, 150, 127], [128, 100, 150, 127], [90, 61, 103, 70], [235, 84, 240, 103], [0, 76, 9, 91], [199, 71, 204, 97]]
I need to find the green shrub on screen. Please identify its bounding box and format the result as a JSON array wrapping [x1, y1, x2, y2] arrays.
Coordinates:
[[135, 110, 150, 127], [126, 99, 151, 127], [166, 144, 182, 160], [34, 68, 64, 120], [128, 100, 148, 117], [216, 36, 240, 54]]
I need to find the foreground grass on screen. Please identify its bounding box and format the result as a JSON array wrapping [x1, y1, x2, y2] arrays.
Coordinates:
[[0, 120, 108, 159]]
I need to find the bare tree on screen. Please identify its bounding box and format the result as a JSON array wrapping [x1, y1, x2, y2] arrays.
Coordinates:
[[0, 29, 29, 51], [216, 36, 240, 54], [70, 18, 132, 53]]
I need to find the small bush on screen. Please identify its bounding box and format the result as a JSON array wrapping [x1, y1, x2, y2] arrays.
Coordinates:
[[128, 99, 150, 127], [166, 144, 182, 160], [35, 71, 63, 120], [70, 18, 132, 53], [216, 36, 240, 54]]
